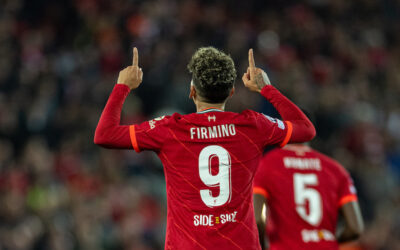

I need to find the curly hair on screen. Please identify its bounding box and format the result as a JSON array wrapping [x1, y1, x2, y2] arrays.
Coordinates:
[[187, 47, 236, 103]]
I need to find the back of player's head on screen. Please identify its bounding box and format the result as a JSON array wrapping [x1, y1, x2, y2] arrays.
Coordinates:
[[187, 47, 236, 103]]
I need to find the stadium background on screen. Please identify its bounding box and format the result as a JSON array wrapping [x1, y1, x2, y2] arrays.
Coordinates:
[[0, 0, 399, 249]]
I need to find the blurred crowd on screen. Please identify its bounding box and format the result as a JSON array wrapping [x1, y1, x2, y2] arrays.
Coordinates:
[[0, 0, 399, 249]]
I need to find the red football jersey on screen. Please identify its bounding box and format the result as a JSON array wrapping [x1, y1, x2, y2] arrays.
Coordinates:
[[130, 109, 290, 250], [253, 145, 358, 250]]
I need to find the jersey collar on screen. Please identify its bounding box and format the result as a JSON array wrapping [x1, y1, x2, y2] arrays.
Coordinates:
[[283, 144, 312, 154], [197, 107, 224, 114]]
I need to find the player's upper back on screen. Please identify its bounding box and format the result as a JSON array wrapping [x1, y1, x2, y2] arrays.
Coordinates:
[[167, 109, 287, 150], [133, 108, 290, 207], [133, 108, 289, 159], [139, 109, 290, 205]]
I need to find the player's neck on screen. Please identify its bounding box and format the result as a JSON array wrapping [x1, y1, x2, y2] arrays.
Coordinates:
[[284, 143, 311, 151], [196, 101, 225, 112]]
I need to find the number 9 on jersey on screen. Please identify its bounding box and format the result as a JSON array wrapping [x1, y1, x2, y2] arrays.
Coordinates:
[[199, 145, 232, 207]]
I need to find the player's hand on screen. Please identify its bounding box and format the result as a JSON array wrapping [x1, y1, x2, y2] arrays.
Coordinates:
[[117, 47, 143, 90], [242, 49, 271, 93]]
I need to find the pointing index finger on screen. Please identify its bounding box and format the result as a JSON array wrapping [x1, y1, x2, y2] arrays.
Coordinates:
[[133, 47, 138, 66], [248, 49, 255, 68]]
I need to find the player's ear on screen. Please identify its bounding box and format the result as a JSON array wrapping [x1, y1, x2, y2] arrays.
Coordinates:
[[229, 87, 235, 98], [189, 85, 196, 99]]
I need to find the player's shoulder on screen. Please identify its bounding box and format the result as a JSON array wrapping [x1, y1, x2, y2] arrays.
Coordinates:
[[239, 109, 272, 126], [159, 112, 205, 126], [310, 149, 340, 166], [240, 109, 265, 119], [310, 149, 349, 175], [243, 109, 286, 130], [229, 109, 270, 123], [145, 114, 174, 128]]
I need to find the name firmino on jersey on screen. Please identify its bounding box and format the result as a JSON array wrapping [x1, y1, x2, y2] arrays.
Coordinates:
[[190, 124, 236, 140]]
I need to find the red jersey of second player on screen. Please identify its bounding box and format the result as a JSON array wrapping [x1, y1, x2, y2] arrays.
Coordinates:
[[129, 108, 290, 250], [253, 145, 358, 250]]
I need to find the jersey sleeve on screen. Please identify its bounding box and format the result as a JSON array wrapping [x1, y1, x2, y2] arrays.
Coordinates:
[[337, 167, 358, 207], [129, 115, 171, 152], [253, 156, 273, 199], [255, 112, 293, 148], [259, 85, 315, 144], [94, 84, 134, 149]]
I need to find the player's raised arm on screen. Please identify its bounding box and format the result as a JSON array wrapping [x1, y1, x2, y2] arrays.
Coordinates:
[[94, 47, 143, 148], [242, 49, 316, 145]]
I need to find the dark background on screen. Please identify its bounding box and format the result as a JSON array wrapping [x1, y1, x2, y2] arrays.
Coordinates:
[[0, 0, 399, 249]]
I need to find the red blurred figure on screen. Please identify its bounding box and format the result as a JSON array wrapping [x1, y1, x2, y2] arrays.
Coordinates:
[[253, 144, 364, 250]]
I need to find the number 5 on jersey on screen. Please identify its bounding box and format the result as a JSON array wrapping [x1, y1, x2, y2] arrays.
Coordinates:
[[293, 173, 322, 226], [199, 145, 232, 207]]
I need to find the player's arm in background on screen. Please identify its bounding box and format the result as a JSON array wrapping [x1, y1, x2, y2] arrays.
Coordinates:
[[242, 49, 316, 145], [94, 47, 143, 148], [253, 154, 274, 250], [335, 167, 364, 242], [253, 193, 268, 250], [336, 201, 364, 242]]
